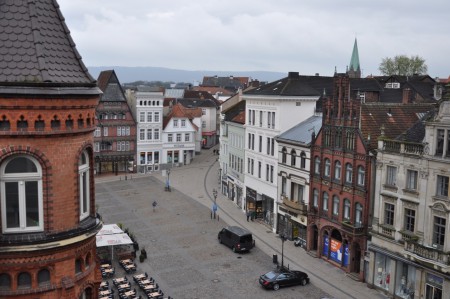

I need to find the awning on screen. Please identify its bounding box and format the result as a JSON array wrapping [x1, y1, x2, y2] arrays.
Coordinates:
[[96, 233, 133, 247], [97, 224, 123, 235]]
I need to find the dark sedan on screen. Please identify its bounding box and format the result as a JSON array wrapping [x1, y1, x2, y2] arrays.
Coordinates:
[[259, 269, 310, 291]]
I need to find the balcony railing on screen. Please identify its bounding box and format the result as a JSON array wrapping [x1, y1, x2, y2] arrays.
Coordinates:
[[379, 224, 395, 239], [341, 221, 365, 236], [405, 242, 450, 265], [380, 139, 424, 156], [282, 198, 307, 215], [399, 230, 419, 243]]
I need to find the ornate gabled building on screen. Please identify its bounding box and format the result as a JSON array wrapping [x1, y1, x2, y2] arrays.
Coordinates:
[[0, 1, 102, 298], [95, 70, 136, 175], [308, 74, 371, 280], [368, 94, 450, 298], [307, 73, 437, 281]]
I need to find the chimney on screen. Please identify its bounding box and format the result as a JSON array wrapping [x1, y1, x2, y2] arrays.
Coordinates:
[[402, 88, 411, 103], [315, 73, 320, 76], [288, 72, 299, 79]]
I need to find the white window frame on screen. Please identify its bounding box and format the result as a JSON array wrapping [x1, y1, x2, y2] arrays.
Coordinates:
[[406, 169, 418, 190], [154, 112, 160, 122], [173, 119, 178, 127], [1, 156, 43, 233], [147, 112, 152, 122], [334, 161, 341, 180], [103, 126, 108, 137], [139, 112, 145, 122], [357, 166, 365, 186], [324, 159, 331, 177], [79, 151, 90, 220], [386, 165, 397, 186], [181, 119, 186, 127]]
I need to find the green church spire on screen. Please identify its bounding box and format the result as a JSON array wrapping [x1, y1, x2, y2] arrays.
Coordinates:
[[348, 38, 361, 78]]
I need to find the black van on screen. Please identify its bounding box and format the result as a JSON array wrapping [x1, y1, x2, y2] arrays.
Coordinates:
[[218, 226, 255, 253]]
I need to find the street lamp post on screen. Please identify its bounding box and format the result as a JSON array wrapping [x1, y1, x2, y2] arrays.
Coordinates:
[[212, 188, 218, 220], [165, 169, 171, 192], [280, 233, 287, 270]]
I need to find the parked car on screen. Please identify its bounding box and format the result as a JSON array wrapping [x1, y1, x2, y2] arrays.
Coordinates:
[[259, 269, 309, 290], [218, 226, 255, 253]]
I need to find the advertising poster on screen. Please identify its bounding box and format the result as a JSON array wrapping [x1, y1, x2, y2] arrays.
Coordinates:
[[343, 243, 349, 266], [330, 239, 343, 263], [323, 235, 329, 256]]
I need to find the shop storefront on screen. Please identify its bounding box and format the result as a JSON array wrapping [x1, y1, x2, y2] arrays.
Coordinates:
[[278, 207, 307, 243], [236, 186, 243, 208], [367, 247, 448, 299], [246, 187, 257, 213], [323, 234, 349, 267], [261, 195, 274, 226]]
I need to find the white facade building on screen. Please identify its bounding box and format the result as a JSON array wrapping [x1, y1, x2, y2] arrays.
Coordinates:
[[276, 115, 321, 242], [368, 100, 450, 299], [243, 72, 321, 230], [134, 87, 164, 173]]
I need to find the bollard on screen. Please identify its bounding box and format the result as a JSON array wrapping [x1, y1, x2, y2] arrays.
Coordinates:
[[125, 175, 127, 180]]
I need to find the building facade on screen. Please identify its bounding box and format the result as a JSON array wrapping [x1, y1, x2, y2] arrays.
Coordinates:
[[243, 72, 322, 230], [307, 75, 372, 280], [94, 70, 136, 175], [0, 1, 102, 298], [368, 99, 450, 299], [134, 87, 164, 173], [276, 115, 322, 244]]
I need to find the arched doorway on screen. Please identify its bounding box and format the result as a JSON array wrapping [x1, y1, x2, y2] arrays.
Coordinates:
[[352, 242, 361, 274], [312, 225, 319, 251], [79, 287, 92, 299], [328, 229, 348, 267]]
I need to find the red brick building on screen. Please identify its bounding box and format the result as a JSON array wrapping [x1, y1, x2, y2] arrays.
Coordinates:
[[307, 74, 372, 280], [95, 70, 137, 175], [0, 1, 102, 298]]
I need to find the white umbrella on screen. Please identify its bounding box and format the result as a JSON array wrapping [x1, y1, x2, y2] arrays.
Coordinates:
[[96, 224, 133, 260]]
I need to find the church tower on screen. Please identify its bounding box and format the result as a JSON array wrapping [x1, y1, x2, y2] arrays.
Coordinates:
[[0, 1, 102, 298], [348, 38, 361, 78]]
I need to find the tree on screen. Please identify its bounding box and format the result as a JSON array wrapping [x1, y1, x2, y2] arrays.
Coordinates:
[[378, 55, 428, 76]]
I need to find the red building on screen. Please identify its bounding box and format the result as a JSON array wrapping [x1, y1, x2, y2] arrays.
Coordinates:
[[307, 74, 371, 280], [95, 70, 137, 175], [0, 1, 102, 298]]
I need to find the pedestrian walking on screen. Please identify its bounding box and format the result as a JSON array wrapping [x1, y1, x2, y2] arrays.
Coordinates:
[[246, 210, 250, 222], [152, 200, 157, 212]]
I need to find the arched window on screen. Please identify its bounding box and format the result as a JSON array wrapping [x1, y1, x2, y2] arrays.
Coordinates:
[[357, 166, 365, 186], [334, 161, 341, 180], [313, 189, 319, 207], [79, 151, 90, 220], [75, 258, 82, 274], [0, 156, 43, 233], [38, 269, 50, 286], [290, 149, 296, 167], [355, 203, 363, 226], [0, 273, 11, 290], [300, 152, 306, 169], [324, 159, 331, 177], [322, 192, 329, 211], [79, 287, 93, 299], [345, 163, 353, 183], [17, 272, 31, 289], [281, 147, 287, 164], [343, 199, 351, 220], [332, 196, 339, 216], [85, 253, 91, 268], [314, 157, 320, 175]]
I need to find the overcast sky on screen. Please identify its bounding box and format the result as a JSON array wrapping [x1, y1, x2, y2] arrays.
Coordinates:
[[58, 0, 450, 79]]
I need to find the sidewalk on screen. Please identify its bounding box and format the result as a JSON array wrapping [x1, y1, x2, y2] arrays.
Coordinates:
[[95, 148, 388, 299]]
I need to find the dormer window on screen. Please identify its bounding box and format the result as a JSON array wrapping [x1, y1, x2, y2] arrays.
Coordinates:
[[385, 82, 400, 89]]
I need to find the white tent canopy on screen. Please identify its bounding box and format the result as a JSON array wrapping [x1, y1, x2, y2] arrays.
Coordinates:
[[97, 224, 124, 236], [96, 233, 133, 247]]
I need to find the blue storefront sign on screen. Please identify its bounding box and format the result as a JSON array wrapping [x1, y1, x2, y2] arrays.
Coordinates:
[[323, 235, 329, 256], [343, 243, 349, 267]]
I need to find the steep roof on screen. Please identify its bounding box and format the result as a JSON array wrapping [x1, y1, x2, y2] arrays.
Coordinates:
[[176, 98, 217, 108], [223, 100, 246, 124], [360, 103, 436, 149], [183, 90, 221, 106], [0, 0, 95, 85], [202, 76, 249, 91], [163, 103, 201, 130], [97, 70, 127, 102], [276, 115, 322, 146]]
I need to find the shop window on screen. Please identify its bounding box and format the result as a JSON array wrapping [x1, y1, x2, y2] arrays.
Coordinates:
[[395, 262, 416, 299], [425, 273, 443, 299], [374, 253, 391, 291]]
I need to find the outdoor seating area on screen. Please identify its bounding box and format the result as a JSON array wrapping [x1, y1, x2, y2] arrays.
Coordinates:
[[98, 259, 173, 299]]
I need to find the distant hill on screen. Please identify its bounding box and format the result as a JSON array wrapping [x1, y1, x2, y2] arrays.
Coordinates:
[[87, 66, 286, 85]]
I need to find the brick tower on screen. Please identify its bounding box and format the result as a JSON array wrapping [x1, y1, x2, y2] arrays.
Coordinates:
[[0, 1, 102, 298]]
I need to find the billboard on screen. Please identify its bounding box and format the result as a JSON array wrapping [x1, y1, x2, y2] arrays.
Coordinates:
[[323, 236, 349, 267]]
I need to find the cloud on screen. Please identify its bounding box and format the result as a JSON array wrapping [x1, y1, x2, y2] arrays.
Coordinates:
[[59, 0, 450, 78]]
